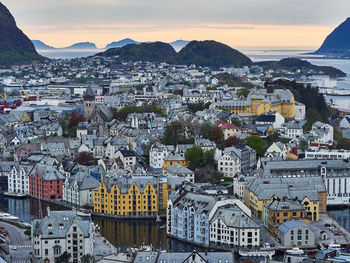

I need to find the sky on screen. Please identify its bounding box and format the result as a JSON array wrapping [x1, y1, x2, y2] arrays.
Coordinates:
[[2, 0, 350, 49]]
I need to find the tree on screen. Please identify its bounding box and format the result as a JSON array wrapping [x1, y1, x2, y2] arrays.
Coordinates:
[[187, 102, 205, 113], [245, 135, 265, 156], [68, 111, 84, 129], [203, 150, 215, 164], [77, 151, 93, 165], [224, 136, 242, 147], [163, 121, 184, 145], [231, 118, 241, 127], [236, 87, 250, 97], [24, 227, 31, 236], [204, 102, 212, 109], [185, 146, 203, 168], [209, 126, 224, 143], [55, 252, 71, 263], [200, 122, 212, 138], [81, 254, 94, 263]]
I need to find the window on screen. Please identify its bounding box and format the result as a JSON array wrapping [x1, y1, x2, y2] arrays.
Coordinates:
[[45, 249, 48, 255]]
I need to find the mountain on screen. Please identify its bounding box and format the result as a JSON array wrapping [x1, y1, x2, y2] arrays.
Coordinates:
[[32, 40, 55, 50], [98, 42, 176, 62], [0, 3, 43, 66], [105, 38, 139, 49], [63, 42, 98, 50], [314, 18, 350, 57], [170, 40, 190, 52], [169, 40, 252, 68], [256, 58, 346, 78]]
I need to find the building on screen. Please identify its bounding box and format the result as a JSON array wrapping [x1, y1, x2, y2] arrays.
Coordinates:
[[7, 164, 32, 195], [277, 220, 315, 248], [217, 150, 241, 177], [309, 121, 334, 146], [264, 198, 307, 236], [29, 164, 66, 200], [149, 142, 172, 170], [166, 163, 195, 183], [214, 120, 238, 140], [194, 138, 216, 152], [265, 142, 288, 160], [230, 145, 256, 173], [167, 190, 252, 247], [31, 208, 94, 263], [63, 172, 100, 207], [305, 149, 350, 160], [255, 111, 285, 129], [260, 158, 350, 206], [280, 121, 304, 139], [244, 177, 326, 220], [162, 153, 189, 171], [93, 175, 171, 216], [114, 149, 136, 169], [294, 102, 306, 120], [210, 206, 260, 248]]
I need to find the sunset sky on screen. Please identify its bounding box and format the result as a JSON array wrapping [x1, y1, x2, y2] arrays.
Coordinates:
[[2, 0, 350, 49]]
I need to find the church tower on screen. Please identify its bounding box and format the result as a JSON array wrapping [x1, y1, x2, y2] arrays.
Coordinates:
[[83, 87, 95, 119]]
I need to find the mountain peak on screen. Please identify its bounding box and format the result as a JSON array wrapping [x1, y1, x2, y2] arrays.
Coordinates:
[[0, 2, 42, 65], [314, 18, 350, 56]]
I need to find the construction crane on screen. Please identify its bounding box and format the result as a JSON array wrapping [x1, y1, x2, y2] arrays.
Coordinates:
[[0, 93, 7, 108], [19, 80, 29, 100]]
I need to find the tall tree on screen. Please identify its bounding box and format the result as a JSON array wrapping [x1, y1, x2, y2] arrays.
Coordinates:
[[163, 121, 184, 145], [209, 126, 224, 143], [185, 146, 203, 168], [245, 135, 265, 156]]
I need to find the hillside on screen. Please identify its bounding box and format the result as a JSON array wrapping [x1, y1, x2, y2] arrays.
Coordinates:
[[105, 38, 139, 49], [98, 42, 177, 62], [0, 3, 43, 66], [63, 42, 97, 50], [314, 18, 350, 57], [168, 40, 252, 68], [170, 40, 190, 52], [256, 58, 346, 78], [32, 40, 55, 50]]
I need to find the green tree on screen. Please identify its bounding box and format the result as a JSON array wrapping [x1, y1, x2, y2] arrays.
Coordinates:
[[24, 227, 31, 236], [81, 254, 94, 263], [231, 118, 241, 127], [200, 122, 212, 138], [245, 135, 265, 156], [163, 121, 184, 145], [209, 126, 224, 143], [185, 146, 203, 168], [203, 150, 215, 164], [204, 102, 212, 109], [55, 252, 71, 263], [236, 87, 250, 97]]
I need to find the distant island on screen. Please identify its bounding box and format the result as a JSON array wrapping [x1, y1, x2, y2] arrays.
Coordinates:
[[98, 40, 252, 68], [256, 58, 346, 78], [0, 3, 43, 66], [313, 17, 350, 58]]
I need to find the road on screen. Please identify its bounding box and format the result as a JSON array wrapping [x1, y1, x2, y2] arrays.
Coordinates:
[[0, 221, 31, 263]]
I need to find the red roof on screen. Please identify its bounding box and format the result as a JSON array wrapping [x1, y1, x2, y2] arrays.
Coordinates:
[[214, 120, 238, 130]]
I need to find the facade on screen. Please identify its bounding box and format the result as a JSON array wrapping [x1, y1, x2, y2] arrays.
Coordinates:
[[255, 111, 285, 129], [214, 120, 238, 140], [114, 149, 136, 168], [218, 151, 241, 177], [280, 121, 304, 139], [63, 172, 100, 207], [31, 208, 94, 263], [167, 190, 252, 247], [244, 177, 326, 220], [210, 206, 260, 248], [29, 164, 66, 200], [231, 145, 256, 173], [309, 121, 334, 145], [93, 175, 171, 216], [277, 220, 315, 248], [149, 142, 172, 170], [305, 149, 350, 160], [7, 164, 32, 195]]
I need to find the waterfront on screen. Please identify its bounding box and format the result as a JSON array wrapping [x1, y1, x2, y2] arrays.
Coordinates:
[[0, 195, 203, 252]]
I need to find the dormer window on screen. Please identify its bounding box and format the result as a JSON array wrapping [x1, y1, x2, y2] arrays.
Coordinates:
[[49, 232, 53, 237], [48, 224, 53, 230], [59, 224, 64, 230], [63, 217, 69, 221]]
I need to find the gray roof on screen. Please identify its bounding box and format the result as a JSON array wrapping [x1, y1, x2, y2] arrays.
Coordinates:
[[211, 206, 259, 228], [264, 199, 305, 211], [30, 163, 65, 181], [65, 172, 100, 190], [278, 220, 310, 234], [32, 210, 92, 239], [166, 163, 193, 175]]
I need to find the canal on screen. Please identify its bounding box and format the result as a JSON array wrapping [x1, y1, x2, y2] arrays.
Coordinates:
[[0, 195, 202, 252]]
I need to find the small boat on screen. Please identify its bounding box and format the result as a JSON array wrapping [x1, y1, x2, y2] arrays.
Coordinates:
[[286, 248, 304, 255], [3, 192, 27, 199]]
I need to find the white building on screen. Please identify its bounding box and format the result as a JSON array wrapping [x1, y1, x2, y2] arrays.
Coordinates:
[[149, 142, 172, 170], [114, 149, 136, 168], [255, 111, 285, 130], [280, 121, 304, 139], [32, 208, 94, 263], [63, 172, 100, 207], [217, 152, 241, 177], [7, 164, 32, 195], [210, 206, 260, 248], [340, 115, 350, 129], [166, 163, 195, 183], [305, 149, 350, 160], [309, 121, 334, 145], [294, 102, 306, 121], [265, 142, 288, 160]]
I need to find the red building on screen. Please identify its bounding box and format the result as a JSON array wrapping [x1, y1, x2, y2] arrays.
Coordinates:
[[29, 164, 65, 200]]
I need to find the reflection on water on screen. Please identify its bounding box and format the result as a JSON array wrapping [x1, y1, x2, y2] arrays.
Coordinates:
[[0, 195, 203, 252]]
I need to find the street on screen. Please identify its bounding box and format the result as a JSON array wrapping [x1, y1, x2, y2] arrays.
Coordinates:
[[0, 221, 31, 263]]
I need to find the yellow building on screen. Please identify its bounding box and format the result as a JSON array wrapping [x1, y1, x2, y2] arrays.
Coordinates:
[[264, 198, 309, 236], [217, 88, 295, 119], [162, 153, 189, 171], [93, 176, 171, 216]]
